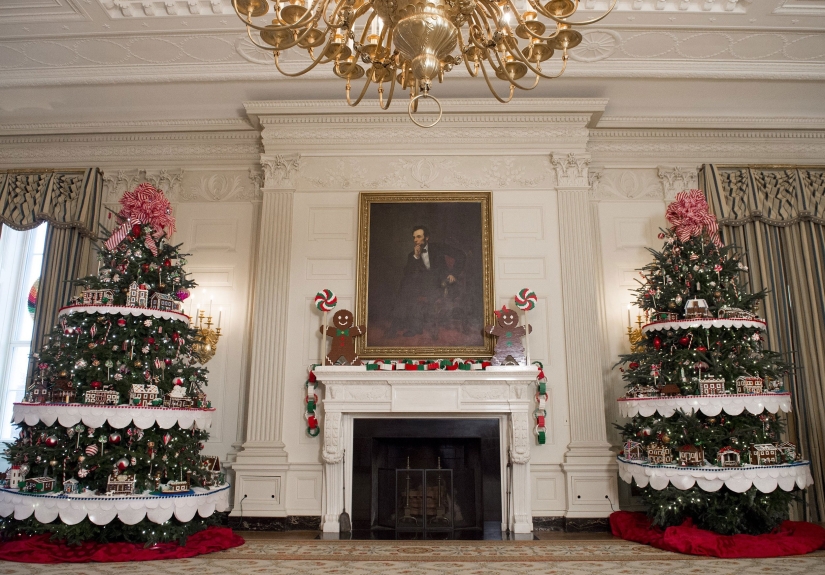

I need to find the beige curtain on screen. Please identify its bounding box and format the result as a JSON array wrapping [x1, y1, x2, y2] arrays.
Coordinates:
[[701, 165, 825, 522], [0, 169, 103, 351]]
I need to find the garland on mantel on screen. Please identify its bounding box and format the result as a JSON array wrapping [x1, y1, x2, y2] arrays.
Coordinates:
[[303, 360, 548, 445]]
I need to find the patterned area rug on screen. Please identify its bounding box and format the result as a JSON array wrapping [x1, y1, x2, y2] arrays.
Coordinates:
[[1, 537, 823, 574]]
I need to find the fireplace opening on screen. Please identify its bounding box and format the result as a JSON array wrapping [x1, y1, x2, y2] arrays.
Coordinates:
[[351, 418, 502, 539]]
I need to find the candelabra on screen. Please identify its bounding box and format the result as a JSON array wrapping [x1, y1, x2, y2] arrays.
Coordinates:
[[626, 311, 646, 353], [192, 310, 222, 364]]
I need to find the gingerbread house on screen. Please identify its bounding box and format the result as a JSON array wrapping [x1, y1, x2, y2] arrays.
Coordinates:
[[749, 443, 779, 465], [717, 446, 741, 467], [6, 465, 26, 488], [27, 381, 49, 403], [678, 445, 704, 467], [718, 307, 757, 320], [49, 378, 76, 403], [623, 440, 644, 461], [775, 441, 797, 463], [106, 473, 136, 495], [626, 385, 659, 398], [651, 311, 679, 322], [201, 456, 223, 486], [684, 298, 712, 319], [127, 282, 149, 307], [163, 385, 193, 408], [149, 292, 179, 312], [129, 384, 159, 406], [699, 377, 726, 395], [63, 478, 80, 494], [25, 477, 56, 493], [646, 443, 673, 465], [82, 288, 115, 306], [84, 388, 120, 405], [735, 376, 764, 394], [659, 383, 682, 396]]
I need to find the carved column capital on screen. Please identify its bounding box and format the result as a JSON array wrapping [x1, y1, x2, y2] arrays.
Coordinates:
[[262, 154, 301, 189], [657, 166, 699, 202], [550, 153, 591, 188]]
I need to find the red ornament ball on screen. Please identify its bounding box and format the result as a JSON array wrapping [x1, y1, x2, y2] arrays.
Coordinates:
[[163, 259, 172, 267], [697, 346, 708, 352], [173, 377, 184, 386], [131, 223, 142, 237], [116, 457, 129, 471], [147, 337, 155, 344], [679, 336, 691, 347], [164, 359, 172, 366], [108, 432, 121, 445], [653, 336, 662, 350], [141, 263, 150, 273], [117, 318, 127, 327], [172, 332, 180, 341], [628, 362, 640, 370], [90, 381, 102, 389], [45, 435, 58, 447]]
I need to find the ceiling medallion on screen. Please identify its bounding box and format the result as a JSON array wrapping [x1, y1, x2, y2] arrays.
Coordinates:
[[232, 0, 616, 127]]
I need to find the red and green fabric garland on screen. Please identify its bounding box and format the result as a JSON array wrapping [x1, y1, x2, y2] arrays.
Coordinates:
[[305, 365, 320, 437], [27, 278, 39, 319], [534, 361, 548, 445], [364, 358, 492, 371]]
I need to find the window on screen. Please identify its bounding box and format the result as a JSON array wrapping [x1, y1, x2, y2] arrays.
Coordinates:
[[0, 224, 47, 441]]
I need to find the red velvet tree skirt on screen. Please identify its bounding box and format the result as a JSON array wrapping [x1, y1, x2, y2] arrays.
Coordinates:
[[610, 511, 825, 558], [0, 526, 244, 563]]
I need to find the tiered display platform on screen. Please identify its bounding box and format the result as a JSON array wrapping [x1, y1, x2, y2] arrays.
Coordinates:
[[13, 402, 215, 430], [641, 318, 766, 333], [0, 484, 230, 525], [57, 304, 189, 323], [617, 392, 792, 418], [617, 457, 813, 493]]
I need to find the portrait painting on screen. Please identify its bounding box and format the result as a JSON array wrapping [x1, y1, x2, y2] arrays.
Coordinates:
[[356, 191, 494, 358]]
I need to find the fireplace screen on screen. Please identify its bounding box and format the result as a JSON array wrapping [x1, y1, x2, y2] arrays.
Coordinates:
[[391, 465, 453, 532]]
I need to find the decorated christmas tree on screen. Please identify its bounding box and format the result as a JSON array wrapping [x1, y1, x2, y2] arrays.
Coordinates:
[[616, 190, 813, 536], [0, 184, 229, 545]]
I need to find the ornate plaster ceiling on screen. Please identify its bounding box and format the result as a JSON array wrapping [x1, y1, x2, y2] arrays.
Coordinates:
[[0, 0, 822, 128]]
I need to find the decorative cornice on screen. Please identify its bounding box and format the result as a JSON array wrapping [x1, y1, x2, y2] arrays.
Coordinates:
[[657, 166, 699, 202], [0, 118, 254, 137], [550, 153, 591, 188], [261, 154, 301, 189]]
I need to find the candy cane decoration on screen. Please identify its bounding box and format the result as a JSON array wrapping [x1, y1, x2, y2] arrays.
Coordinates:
[[515, 288, 537, 364], [314, 289, 337, 364]]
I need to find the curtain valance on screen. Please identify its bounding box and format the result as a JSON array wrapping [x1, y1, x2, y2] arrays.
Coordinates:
[[0, 169, 102, 236], [703, 166, 825, 226]]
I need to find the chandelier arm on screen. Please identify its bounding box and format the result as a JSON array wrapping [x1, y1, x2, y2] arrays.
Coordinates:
[[457, 32, 481, 78], [273, 42, 336, 77], [539, 0, 618, 26], [232, 0, 325, 32], [488, 48, 541, 91], [477, 58, 516, 104], [322, 0, 350, 30], [506, 0, 565, 41], [500, 37, 568, 81], [357, 11, 379, 44], [344, 73, 373, 107], [378, 70, 397, 110], [245, 25, 310, 54]]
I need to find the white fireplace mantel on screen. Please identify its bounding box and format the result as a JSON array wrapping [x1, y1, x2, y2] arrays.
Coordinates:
[[315, 365, 539, 534]]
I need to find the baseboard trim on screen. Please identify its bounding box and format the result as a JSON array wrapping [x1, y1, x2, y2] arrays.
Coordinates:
[[228, 515, 322, 531], [532, 516, 611, 532]]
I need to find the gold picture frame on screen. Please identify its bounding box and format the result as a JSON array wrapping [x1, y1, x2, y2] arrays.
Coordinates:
[[356, 191, 495, 359]]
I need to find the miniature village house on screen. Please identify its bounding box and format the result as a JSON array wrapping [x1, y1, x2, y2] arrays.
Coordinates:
[[659, 383, 682, 396], [717, 446, 741, 467], [49, 379, 76, 403], [678, 445, 705, 467], [735, 376, 764, 394], [699, 377, 726, 395], [106, 473, 136, 495], [149, 292, 180, 312], [717, 306, 757, 320], [7, 465, 26, 488], [163, 385, 193, 408], [129, 384, 159, 406], [201, 456, 223, 487], [84, 388, 120, 405], [626, 385, 659, 398], [776, 442, 797, 463], [749, 443, 779, 465], [684, 298, 712, 319], [127, 282, 149, 307], [63, 478, 80, 494], [25, 477, 56, 493], [27, 381, 49, 403], [82, 288, 115, 306], [646, 443, 673, 465], [623, 440, 644, 461], [651, 311, 679, 322]]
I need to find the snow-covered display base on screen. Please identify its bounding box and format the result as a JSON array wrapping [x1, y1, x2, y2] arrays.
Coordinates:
[[0, 484, 229, 525], [58, 304, 189, 324], [617, 457, 813, 493], [617, 393, 792, 418], [13, 403, 214, 430], [642, 318, 767, 334]]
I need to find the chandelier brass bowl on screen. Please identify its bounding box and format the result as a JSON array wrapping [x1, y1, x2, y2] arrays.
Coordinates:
[[233, 0, 615, 127]]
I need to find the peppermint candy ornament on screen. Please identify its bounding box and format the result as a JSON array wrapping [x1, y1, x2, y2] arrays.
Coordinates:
[[77, 468, 89, 478], [515, 288, 537, 311], [314, 289, 337, 312], [85, 444, 99, 457]]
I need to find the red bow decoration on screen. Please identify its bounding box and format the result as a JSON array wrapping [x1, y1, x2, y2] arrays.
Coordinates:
[[665, 189, 721, 247], [493, 304, 510, 318], [105, 183, 176, 255]]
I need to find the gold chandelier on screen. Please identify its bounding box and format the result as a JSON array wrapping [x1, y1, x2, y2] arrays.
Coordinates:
[[233, 0, 615, 127]]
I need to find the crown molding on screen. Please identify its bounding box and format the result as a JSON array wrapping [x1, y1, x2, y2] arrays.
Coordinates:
[[0, 118, 254, 137], [595, 116, 825, 131]]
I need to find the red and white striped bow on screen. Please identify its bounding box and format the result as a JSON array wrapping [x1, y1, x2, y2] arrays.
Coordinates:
[[104, 183, 176, 255], [665, 189, 722, 247]]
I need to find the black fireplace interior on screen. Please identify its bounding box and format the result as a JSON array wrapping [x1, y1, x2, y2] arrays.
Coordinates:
[[351, 418, 502, 538]]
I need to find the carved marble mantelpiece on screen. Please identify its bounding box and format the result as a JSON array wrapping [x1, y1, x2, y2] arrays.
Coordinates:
[[314, 365, 538, 534]]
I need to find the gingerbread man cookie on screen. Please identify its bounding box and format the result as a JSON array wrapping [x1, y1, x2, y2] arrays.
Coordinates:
[[321, 309, 365, 365], [485, 305, 531, 366]]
